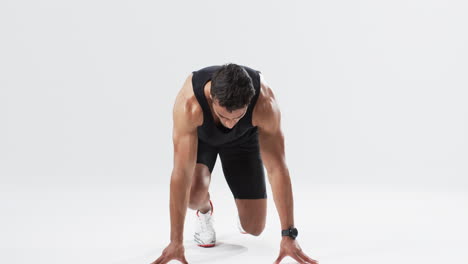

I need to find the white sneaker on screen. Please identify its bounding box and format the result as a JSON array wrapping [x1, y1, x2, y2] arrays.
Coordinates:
[[194, 200, 216, 247]]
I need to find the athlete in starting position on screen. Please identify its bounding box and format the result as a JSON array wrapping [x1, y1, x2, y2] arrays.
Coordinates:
[[151, 63, 318, 264]]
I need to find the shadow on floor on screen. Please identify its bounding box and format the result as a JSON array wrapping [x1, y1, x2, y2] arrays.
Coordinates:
[[113, 239, 248, 264]]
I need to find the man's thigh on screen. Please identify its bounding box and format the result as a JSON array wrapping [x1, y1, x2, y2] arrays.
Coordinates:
[[218, 133, 267, 200]]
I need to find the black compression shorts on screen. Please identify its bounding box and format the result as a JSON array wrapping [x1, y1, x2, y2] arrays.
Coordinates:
[[196, 131, 267, 200]]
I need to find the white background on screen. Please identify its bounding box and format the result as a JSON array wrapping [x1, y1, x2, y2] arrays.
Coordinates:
[[1, 0, 467, 263]]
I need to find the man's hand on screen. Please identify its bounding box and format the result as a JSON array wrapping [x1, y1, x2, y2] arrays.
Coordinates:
[[274, 237, 318, 264], [150, 242, 188, 264]]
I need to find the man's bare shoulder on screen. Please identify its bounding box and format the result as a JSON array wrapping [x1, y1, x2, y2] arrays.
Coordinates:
[[252, 73, 280, 130], [173, 74, 203, 131]]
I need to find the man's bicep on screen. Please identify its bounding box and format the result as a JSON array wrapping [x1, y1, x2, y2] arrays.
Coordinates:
[[255, 77, 288, 176]]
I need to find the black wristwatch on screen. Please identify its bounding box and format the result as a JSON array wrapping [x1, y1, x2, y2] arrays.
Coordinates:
[[281, 226, 298, 239]]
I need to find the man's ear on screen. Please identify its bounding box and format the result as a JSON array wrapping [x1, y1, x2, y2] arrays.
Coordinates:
[[211, 96, 217, 106]]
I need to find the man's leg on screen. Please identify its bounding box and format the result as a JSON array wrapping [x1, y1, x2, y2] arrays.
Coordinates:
[[235, 198, 267, 236], [188, 163, 217, 247], [188, 163, 212, 213], [189, 139, 218, 213], [218, 132, 268, 236], [189, 140, 218, 247]]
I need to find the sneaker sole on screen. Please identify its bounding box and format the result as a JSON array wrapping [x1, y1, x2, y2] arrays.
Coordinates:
[[197, 243, 216, 248], [194, 236, 216, 247]]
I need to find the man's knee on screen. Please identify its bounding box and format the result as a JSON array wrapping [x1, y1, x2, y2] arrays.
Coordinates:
[[242, 221, 266, 236], [236, 198, 267, 236]]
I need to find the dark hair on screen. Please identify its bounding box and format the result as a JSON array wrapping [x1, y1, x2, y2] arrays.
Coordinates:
[[210, 63, 255, 112]]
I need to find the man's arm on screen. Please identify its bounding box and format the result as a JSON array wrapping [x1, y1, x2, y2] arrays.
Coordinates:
[[151, 75, 198, 264], [257, 84, 295, 232], [258, 80, 318, 264], [170, 125, 197, 243], [169, 75, 199, 243]]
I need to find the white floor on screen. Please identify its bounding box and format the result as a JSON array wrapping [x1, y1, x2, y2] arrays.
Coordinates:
[[1, 182, 467, 264]]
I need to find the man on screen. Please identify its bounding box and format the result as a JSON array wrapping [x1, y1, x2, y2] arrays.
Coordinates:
[[151, 64, 318, 264]]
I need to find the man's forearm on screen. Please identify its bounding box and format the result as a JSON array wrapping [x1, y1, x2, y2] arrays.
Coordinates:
[[268, 168, 295, 230], [169, 172, 192, 243]]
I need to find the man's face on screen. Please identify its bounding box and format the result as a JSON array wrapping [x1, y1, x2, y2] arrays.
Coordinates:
[[211, 98, 248, 129]]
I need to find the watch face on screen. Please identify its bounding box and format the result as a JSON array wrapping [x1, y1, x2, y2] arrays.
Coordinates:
[[291, 228, 298, 238], [282, 227, 299, 239]]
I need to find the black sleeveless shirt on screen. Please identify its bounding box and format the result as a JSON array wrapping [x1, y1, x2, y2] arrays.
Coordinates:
[[192, 65, 261, 147]]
